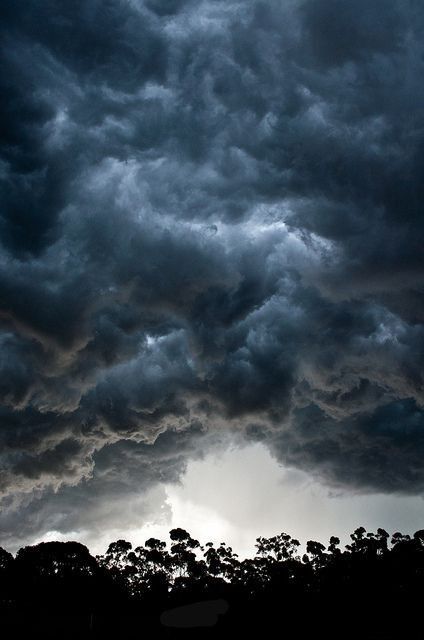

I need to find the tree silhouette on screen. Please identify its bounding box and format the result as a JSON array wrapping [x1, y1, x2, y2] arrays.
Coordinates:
[[1, 526, 424, 638]]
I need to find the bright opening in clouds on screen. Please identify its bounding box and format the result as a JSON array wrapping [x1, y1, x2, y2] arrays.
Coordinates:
[[30, 443, 424, 558], [1, 0, 424, 553], [163, 444, 424, 557]]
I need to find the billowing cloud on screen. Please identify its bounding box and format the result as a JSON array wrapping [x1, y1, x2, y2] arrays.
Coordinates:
[[1, 0, 424, 543]]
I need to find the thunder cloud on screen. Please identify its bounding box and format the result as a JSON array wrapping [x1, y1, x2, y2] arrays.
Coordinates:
[[1, 0, 424, 544]]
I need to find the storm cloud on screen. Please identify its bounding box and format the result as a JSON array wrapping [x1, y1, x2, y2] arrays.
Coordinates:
[[1, 0, 424, 542]]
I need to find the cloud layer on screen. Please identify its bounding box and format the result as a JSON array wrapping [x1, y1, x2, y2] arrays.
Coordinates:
[[1, 0, 424, 543]]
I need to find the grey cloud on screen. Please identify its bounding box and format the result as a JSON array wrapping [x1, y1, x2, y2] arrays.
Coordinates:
[[269, 399, 424, 494], [300, 0, 406, 68], [1, 0, 424, 543], [0, 422, 212, 549]]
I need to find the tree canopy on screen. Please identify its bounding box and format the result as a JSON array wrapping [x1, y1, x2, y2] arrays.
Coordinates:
[[0, 525, 423, 638]]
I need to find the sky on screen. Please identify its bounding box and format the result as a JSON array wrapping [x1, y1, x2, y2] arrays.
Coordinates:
[[1, 0, 424, 555]]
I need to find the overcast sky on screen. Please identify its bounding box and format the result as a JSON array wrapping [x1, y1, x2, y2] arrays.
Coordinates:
[[1, 0, 424, 554]]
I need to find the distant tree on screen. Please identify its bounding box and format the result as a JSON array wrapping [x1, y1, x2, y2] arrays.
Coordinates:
[[16, 541, 97, 579], [345, 527, 389, 558], [204, 542, 239, 583], [128, 538, 171, 597], [14, 541, 99, 615], [0, 547, 14, 605], [0, 548, 13, 572], [306, 540, 326, 569], [327, 536, 341, 556], [169, 528, 203, 585], [100, 539, 132, 569], [391, 531, 411, 547], [255, 532, 300, 562]]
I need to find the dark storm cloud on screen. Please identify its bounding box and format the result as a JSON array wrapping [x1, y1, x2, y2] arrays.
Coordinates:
[[268, 398, 424, 494], [1, 0, 424, 541], [0, 423, 210, 550]]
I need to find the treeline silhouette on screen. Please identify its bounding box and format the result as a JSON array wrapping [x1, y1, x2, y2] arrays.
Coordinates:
[[1, 526, 423, 639]]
